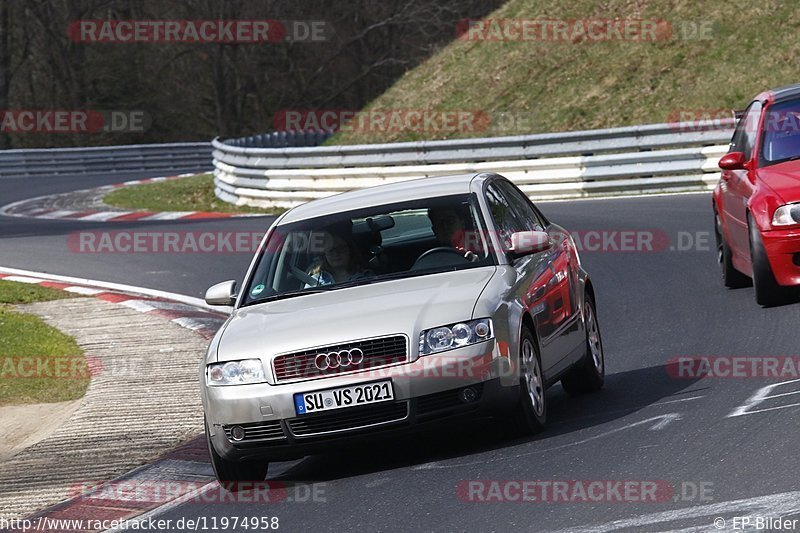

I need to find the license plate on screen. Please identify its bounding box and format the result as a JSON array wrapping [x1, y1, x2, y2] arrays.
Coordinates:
[[294, 380, 394, 415]]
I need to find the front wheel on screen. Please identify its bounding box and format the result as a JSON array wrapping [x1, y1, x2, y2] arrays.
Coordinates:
[[510, 328, 547, 436], [205, 417, 269, 491], [561, 293, 605, 396], [748, 215, 786, 307], [715, 209, 750, 289]]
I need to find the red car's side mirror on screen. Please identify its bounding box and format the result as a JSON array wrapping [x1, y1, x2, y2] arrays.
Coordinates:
[[719, 151, 747, 171]]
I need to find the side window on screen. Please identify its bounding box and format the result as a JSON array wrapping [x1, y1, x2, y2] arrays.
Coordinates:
[[731, 102, 762, 160], [497, 181, 545, 231], [729, 107, 748, 153], [485, 182, 526, 251], [728, 104, 753, 152]]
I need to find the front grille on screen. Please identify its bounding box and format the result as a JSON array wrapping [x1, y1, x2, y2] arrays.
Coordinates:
[[223, 420, 286, 443], [273, 335, 407, 382], [417, 383, 485, 419], [287, 401, 408, 437]]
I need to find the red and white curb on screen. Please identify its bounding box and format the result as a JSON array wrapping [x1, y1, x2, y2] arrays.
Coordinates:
[[13, 436, 216, 533], [0, 267, 228, 340], [0, 173, 263, 223], [0, 267, 226, 531], [15, 436, 300, 533], [1, 267, 309, 530]]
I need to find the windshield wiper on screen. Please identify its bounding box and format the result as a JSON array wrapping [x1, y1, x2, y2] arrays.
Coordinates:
[[324, 270, 437, 290], [242, 287, 331, 306]]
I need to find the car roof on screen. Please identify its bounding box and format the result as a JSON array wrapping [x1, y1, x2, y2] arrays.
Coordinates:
[[279, 173, 491, 223], [754, 83, 800, 104]]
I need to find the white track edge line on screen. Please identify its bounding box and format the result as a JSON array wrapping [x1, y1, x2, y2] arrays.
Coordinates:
[[0, 265, 231, 315]]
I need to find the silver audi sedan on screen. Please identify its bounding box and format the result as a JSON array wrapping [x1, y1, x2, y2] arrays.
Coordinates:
[[201, 172, 605, 488]]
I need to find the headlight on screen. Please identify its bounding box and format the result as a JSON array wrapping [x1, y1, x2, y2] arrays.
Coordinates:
[[772, 203, 800, 226], [206, 359, 266, 386], [419, 318, 493, 355]]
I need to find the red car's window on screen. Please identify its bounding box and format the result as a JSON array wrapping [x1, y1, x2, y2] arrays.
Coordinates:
[[761, 98, 800, 165]]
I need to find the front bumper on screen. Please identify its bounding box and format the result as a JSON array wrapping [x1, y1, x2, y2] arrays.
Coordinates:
[[762, 227, 800, 286], [203, 340, 519, 461]]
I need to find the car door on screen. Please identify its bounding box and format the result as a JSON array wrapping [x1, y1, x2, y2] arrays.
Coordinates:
[[721, 101, 762, 263], [498, 181, 582, 361], [484, 180, 571, 374]]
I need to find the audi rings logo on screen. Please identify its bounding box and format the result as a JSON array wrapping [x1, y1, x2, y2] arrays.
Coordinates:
[[314, 348, 365, 371]]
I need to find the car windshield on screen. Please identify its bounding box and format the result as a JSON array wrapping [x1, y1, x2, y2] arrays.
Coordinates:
[[241, 193, 495, 306], [761, 98, 800, 165]]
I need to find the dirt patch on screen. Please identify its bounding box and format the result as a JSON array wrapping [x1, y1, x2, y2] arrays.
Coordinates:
[[0, 399, 82, 461]]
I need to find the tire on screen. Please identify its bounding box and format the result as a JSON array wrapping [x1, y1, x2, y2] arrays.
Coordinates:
[[715, 209, 750, 289], [205, 417, 269, 491], [748, 215, 786, 307], [511, 328, 547, 436], [560, 293, 605, 396]]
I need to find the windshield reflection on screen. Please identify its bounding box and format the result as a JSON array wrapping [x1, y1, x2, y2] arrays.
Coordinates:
[[241, 194, 495, 306]]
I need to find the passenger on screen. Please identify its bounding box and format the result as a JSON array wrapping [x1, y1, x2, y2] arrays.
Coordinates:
[[306, 232, 373, 286]]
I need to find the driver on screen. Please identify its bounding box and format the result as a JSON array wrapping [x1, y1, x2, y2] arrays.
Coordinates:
[[427, 205, 470, 250]]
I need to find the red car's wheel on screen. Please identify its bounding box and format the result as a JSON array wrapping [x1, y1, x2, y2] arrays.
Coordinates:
[[748, 214, 786, 307], [715, 209, 749, 289]]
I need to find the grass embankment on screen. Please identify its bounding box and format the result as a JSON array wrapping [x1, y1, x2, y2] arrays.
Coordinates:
[[0, 280, 88, 405], [332, 0, 800, 144], [104, 173, 280, 214]]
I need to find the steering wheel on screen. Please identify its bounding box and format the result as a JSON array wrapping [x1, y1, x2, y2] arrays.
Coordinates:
[[411, 247, 471, 270]]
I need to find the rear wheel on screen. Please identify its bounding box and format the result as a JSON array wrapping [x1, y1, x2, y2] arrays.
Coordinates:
[[511, 328, 546, 436], [715, 209, 750, 289], [205, 417, 269, 491], [561, 293, 605, 396], [748, 215, 786, 307]]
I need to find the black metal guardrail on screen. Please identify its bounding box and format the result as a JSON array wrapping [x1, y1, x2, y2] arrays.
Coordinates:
[[0, 143, 213, 179], [222, 130, 334, 148]]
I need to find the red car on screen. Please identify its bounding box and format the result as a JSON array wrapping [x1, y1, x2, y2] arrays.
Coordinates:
[[714, 84, 800, 306]]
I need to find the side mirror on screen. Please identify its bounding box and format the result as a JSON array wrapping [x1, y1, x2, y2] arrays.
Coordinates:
[[509, 231, 552, 258], [719, 151, 746, 170], [205, 280, 237, 306]]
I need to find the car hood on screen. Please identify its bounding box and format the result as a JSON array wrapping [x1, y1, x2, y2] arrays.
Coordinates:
[[758, 160, 800, 203], [215, 266, 497, 362]]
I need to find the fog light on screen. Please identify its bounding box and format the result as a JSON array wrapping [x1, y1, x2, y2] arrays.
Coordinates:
[[230, 425, 245, 441], [459, 387, 478, 403]]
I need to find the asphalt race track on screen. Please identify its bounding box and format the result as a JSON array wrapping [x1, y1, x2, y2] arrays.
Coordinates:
[[0, 173, 270, 296], [4, 175, 800, 532]]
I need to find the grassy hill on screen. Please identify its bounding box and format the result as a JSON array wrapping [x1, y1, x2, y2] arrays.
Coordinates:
[[332, 0, 800, 144]]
